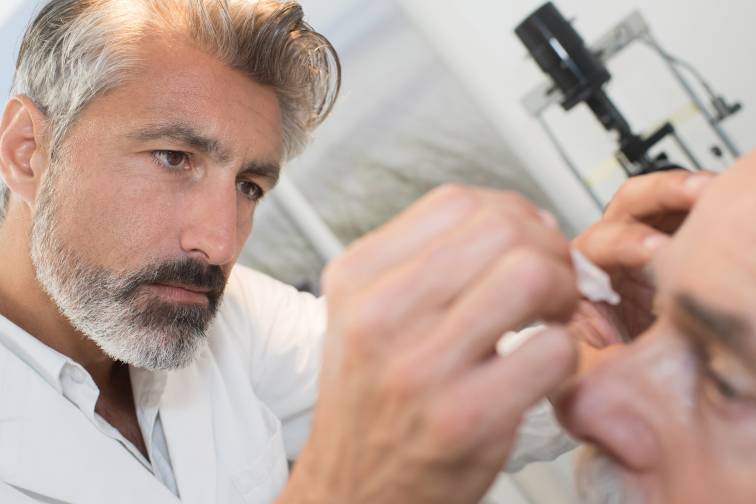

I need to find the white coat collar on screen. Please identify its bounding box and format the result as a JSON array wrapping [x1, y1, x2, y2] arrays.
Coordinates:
[[160, 347, 219, 504], [0, 314, 69, 393], [0, 336, 180, 503]]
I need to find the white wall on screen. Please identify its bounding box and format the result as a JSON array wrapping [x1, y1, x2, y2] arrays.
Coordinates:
[[0, 0, 44, 98], [397, 0, 756, 229], [0, 0, 21, 25]]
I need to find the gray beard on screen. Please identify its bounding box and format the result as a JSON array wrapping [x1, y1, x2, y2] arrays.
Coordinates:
[[29, 169, 217, 370], [575, 446, 643, 504]]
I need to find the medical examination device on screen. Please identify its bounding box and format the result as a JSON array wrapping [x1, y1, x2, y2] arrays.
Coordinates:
[[515, 2, 743, 209]]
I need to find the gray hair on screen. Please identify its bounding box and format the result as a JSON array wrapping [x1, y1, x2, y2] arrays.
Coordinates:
[[0, 0, 341, 222]]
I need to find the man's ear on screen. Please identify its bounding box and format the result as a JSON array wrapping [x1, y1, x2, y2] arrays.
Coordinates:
[[0, 96, 50, 208]]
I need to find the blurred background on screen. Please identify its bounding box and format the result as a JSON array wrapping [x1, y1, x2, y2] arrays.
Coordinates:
[[2, 1, 755, 502]]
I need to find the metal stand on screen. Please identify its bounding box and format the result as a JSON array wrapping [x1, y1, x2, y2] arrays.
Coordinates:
[[536, 115, 605, 210], [642, 33, 741, 158], [668, 128, 703, 171], [521, 10, 741, 208]]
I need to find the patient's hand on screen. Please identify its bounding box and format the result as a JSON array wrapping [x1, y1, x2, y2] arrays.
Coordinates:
[[571, 170, 715, 347]]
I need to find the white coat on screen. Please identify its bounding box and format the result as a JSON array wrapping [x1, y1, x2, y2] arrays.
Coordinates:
[[0, 265, 326, 504], [0, 265, 573, 503]]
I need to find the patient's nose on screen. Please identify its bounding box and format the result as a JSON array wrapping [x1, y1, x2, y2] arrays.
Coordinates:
[[555, 330, 696, 470]]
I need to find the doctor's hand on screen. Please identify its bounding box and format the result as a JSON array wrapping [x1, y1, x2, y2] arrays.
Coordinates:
[[571, 170, 715, 347], [281, 185, 580, 504]]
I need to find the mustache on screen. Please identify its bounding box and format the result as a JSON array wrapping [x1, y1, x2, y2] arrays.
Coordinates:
[[576, 446, 639, 504], [119, 258, 227, 306]]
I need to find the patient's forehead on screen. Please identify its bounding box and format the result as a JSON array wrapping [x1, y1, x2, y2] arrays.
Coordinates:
[[684, 160, 756, 248], [656, 157, 756, 332]]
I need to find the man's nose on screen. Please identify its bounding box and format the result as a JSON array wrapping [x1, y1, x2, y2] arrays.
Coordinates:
[[179, 178, 238, 265], [555, 331, 695, 470]]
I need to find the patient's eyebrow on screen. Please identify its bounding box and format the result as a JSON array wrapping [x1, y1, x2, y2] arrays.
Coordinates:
[[674, 293, 754, 362]]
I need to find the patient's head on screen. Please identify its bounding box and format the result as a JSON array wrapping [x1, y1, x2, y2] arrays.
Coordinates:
[[557, 153, 756, 504]]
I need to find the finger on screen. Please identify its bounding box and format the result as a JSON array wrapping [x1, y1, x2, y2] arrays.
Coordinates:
[[603, 170, 716, 223], [573, 220, 669, 269], [430, 327, 577, 449], [427, 247, 579, 373], [324, 185, 551, 296], [336, 212, 570, 343], [568, 301, 624, 348], [325, 185, 479, 291]]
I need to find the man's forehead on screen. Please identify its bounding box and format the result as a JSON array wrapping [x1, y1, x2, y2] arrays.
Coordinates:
[[655, 158, 756, 351], [675, 157, 756, 263], [137, 38, 280, 120], [80, 36, 284, 162]]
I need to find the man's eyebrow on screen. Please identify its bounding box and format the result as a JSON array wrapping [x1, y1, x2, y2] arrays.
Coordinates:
[[127, 122, 232, 163], [239, 160, 281, 188], [674, 293, 752, 355], [127, 121, 281, 185]]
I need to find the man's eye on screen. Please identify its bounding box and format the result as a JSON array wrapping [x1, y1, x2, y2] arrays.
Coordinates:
[[152, 150, 190, 170], [237, 179, 264, 201], [706, 370, 741, 400], [699, 345, 755, 404]]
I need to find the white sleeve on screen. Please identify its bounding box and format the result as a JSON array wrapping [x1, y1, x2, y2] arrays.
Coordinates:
[[224, 265, 327, 460], [496, 327, 579, 472], [505, 399, 578, 473]]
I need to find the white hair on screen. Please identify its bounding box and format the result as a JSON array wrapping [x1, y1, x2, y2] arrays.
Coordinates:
[[0, 0, 340, 222], [575, 445, 643, 504]]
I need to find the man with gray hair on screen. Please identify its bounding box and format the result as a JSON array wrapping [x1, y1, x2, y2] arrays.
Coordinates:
[[0, 1, 709, 503]]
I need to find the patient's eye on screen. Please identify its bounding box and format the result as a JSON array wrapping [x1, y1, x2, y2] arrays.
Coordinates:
[[698, 343, 756, 408], [706, 368, 740, 400]]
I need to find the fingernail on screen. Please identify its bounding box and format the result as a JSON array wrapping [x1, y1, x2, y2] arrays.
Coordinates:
[[684, 174, 714, 194], [643, 234, 669, 251], [538, 209, 559, 229]]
